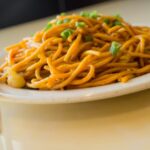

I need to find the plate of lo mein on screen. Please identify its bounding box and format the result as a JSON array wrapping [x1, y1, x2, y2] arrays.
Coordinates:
[[0, 11, 150, 103]]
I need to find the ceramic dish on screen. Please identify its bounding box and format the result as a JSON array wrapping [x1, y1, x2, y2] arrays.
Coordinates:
[[0, 48, 150, 104], [0, 31, 150, 104]]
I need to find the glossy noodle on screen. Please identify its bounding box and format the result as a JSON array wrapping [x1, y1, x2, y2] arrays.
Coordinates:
[[0, 11, 150, 90]]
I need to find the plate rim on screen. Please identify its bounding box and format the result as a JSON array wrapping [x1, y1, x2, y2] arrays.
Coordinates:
[[0, 73, 150, 104]]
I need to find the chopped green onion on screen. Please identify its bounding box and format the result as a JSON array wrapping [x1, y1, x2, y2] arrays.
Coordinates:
[[80, 11, 99, 19], [85, 35, 93, 42], [61, 29, 74, 40], [113, 20, 122, 26], [89, 11, 98, 19], [112, 14, 122, 26], [104, 18, 110, 24], [56, 18, 70, 25], [44, 23, 52, 31], [75, 21, 86, 28], [110, 41, 121, 56], [115, 14, 122, 19], [56, 20, 63, 25], [63, 18, 70, 23], [80, 11, 90, 18], [60, 12, 66, 16]]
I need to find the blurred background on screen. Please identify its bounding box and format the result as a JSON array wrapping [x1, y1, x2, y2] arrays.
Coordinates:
[[0, 0, 111, 29]]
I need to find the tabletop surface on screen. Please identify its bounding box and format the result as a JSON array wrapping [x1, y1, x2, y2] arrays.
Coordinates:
[[0, 0, 150, 150]]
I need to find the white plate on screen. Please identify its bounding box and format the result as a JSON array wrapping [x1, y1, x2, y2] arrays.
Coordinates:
[[0, 75, 150, 104], [0, 50, 150, 104], [0, 24, 150, 104]]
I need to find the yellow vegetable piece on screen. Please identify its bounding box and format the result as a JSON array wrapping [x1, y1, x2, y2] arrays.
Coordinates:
[[7, 69, 25, 88]]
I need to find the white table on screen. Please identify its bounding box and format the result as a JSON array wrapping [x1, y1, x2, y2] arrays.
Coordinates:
[[0, 0, 150, 150]]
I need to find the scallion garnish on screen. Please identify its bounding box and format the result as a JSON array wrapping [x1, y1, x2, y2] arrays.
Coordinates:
[[80, 11, 99, 19], [112, 14, 122, 26], [56, 20, 63, 25], [104, 18, 110, 24], [75, 21, 86, 28], [110, 41, 121, 56], [113, 20, 122, 26], [80, 11, 90, 18], [56, 18, 70, 25], [115, 14, 122, 19], [44, 23, 52, 31], [61, 29, 74, 40], [60, 12, 66, 16], [89, 11, 98, 19]]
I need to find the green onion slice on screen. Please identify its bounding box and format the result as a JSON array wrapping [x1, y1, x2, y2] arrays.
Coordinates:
[[104, 18, 110, 24], [115, 14, 122, 19], [61, 29, 74, 40], [110, 41, 121, 56], [44, 23, 52, 31], [89, 11, 98, 19], [56, 20, 63, 25], [75, 21, 86, 28], [80, 11, 90, 18], [113, 20, 122, 26], [60, 12, 66, 16], [80, 11, 99, 19]]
